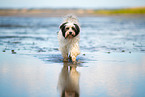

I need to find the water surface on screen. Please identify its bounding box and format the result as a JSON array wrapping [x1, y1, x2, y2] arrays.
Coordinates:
[[0, 16, 145, 97]]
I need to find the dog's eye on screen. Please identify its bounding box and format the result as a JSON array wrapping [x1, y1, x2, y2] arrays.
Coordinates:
[[66, 27, 69, 30], [72, 27, 75, 31]]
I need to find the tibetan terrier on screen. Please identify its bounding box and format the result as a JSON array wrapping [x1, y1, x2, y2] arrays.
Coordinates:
[[58, 15, 80, 63]]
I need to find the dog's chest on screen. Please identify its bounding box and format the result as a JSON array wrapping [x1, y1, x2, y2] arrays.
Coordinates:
[[63, 38, 78, 50]]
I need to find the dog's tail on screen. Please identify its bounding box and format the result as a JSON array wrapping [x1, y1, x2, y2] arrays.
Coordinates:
[[63, 14, 79, 24]]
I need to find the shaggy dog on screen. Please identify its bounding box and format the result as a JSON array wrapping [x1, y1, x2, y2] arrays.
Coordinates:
[[58, 15, 80, 62]]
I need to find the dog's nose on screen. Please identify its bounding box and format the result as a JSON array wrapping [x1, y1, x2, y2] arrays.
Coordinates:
[[69, 32, 72, 34]]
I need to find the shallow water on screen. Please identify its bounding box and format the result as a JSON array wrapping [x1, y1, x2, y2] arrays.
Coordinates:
[[0, 16, 145, 97], [0, 16, 145, 55]]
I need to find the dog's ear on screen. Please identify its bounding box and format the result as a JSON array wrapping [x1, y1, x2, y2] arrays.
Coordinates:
[[60, 22, 67, 29], [74, 24, 80, 36], [60, 22, 67, 38]]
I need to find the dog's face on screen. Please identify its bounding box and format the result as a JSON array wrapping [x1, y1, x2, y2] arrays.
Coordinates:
[[60, 22, 80, 39]]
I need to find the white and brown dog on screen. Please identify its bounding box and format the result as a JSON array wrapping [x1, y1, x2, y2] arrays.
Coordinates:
[[58, 15, 80, 62]]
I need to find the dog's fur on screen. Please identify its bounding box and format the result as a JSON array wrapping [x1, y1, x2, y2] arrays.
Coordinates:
[[58, 15, 80, 62]]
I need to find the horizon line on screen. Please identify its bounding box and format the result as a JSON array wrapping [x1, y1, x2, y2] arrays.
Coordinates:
[[0, 5, 145, 10]]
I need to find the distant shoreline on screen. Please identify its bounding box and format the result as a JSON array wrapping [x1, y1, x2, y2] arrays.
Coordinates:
[[0, 7, 145, 17]]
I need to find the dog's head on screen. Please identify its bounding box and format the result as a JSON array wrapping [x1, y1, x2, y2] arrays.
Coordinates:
[[60, 22, 80, 39]]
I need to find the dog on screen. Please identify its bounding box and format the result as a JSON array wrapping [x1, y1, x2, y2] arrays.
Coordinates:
[[58, 15, 80, 62]]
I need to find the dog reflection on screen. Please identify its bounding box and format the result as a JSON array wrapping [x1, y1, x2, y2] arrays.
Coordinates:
[[58, 63, 80, 97]]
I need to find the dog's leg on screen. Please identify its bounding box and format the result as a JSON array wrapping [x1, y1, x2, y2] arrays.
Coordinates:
[[71, 55, 76, 62], [70, 43, 80, 63], [62, 52, 68, 62], [70, 49, 80, 63], [60, 45, 69, 62]]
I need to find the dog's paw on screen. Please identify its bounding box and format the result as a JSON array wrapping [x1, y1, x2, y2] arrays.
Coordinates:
[[72, 61, 77, 64], [63, 58, 68, 62], [71, 56, 76, 62]]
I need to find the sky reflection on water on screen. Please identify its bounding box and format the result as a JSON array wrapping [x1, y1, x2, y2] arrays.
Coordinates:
[[0, 52, 145, 97]]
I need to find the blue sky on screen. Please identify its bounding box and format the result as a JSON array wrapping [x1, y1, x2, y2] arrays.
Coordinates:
[[0, 0, 145, 9]]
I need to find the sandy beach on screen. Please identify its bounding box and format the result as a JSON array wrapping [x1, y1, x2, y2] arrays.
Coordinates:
[[0, 15, 145, 97], [0, 9, 95, 17], [0, 7, 145, 17]]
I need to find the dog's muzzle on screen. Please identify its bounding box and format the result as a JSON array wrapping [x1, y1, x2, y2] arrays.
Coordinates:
[[69, 32, 72, 35], [65, 32, 75, 39]]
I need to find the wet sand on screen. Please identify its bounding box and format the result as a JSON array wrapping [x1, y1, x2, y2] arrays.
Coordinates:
[[0, 52, 145, 97]]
